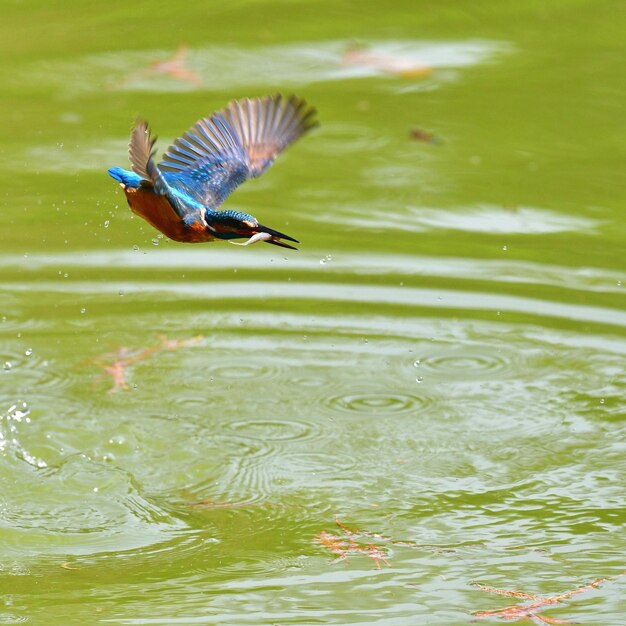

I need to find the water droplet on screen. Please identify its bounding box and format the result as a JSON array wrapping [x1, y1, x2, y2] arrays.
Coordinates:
[[502, 245, 507, 251], [151, 238, 160, 246], [132, 245, 139, 252], [104, 220, 110, 228], [618, 280, 622, 287], [416, 376, 423, 383], [413, 359, 421, 368], [319, 254, 332, 265], [3, 361, 12, 371], [63, 273, 69, 278], [24, 348, 33, 356], [80, 308, 86, 314], [118, 290, 125, 297], [599, 398, 605, 404]]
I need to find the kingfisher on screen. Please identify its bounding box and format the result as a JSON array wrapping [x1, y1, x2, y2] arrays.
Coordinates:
[[108, 95, 317, 250]]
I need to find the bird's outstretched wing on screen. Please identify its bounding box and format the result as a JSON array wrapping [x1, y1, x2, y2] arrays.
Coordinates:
[[157, 95, 318, 209], [129, 120, 154, 181], [128, 119, 206, 221], [129, 120, 164, 185]]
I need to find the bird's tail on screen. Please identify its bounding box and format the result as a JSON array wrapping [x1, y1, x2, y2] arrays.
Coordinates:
[[108, 167, 143, 188]]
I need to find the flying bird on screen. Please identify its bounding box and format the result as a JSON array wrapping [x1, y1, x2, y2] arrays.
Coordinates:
[[108, 95, 317, 250]]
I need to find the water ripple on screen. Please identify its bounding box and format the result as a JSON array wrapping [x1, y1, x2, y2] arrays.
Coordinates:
[[2, 250, 623, 294], [0, 349, 71, 393], [210, 362, 275, 381], [1, 250, 624, 604], [416, 350, 510, 379], [0, 452, 187, 556], [229, 419, 316, 442], [0, 614, 28, 624], [320, 204, 601, 234], [326, 392, 430, 415], [3, 280, 622, 329]]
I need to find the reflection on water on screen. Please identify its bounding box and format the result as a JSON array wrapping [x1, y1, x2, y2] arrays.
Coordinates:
[[4, 278, 625, 327], [321, 204, 601, 234], [5, 249, 624, 294], [16, 39, 509, 96]]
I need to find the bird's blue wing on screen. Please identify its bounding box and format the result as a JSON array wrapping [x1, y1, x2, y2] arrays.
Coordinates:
[[127, 120, 207, 221], [158, 95, 318, 209]]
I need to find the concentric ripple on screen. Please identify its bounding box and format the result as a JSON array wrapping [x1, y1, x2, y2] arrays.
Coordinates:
[[1, 253, 625, 624], [229, 419, 317, 442], [416, 350, 510, 379], [325, 391, 431, 416], [210, 362, 276, 381], [0, 349, 72, 393], [0, 614, 28, 624], [0, 451, 188, 556]]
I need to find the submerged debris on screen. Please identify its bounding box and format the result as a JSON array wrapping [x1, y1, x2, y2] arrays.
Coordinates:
[[409, 127, 442, 144], [472, 572, 626, 624], [60, 562, 80, 571], [92, 335, 203, 393], [116, 44, 201, 88], [148, 44, 201, 84], [315, 529, 390, 570], [315, 517, 452, 570], [341, 45, 433, 78]]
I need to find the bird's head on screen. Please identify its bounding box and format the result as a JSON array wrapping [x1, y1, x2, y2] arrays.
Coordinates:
[[206, 209, 299, 250]]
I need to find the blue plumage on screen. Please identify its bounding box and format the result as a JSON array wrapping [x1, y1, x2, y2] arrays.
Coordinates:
[[107, 167, 143, 188], [108, 95, 318, 250]]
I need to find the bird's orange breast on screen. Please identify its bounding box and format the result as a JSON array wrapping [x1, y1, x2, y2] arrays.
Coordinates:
[[122, 186, 215, 243]]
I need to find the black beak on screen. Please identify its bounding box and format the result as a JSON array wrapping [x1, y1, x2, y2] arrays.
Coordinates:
[[257, 224, 300, 250]]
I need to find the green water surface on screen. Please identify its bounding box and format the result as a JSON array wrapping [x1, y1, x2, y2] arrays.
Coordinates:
[[0, 1, 624, 624]]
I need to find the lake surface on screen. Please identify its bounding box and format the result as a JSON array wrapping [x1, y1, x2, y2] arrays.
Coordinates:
[[0, 1, 624, 624]]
